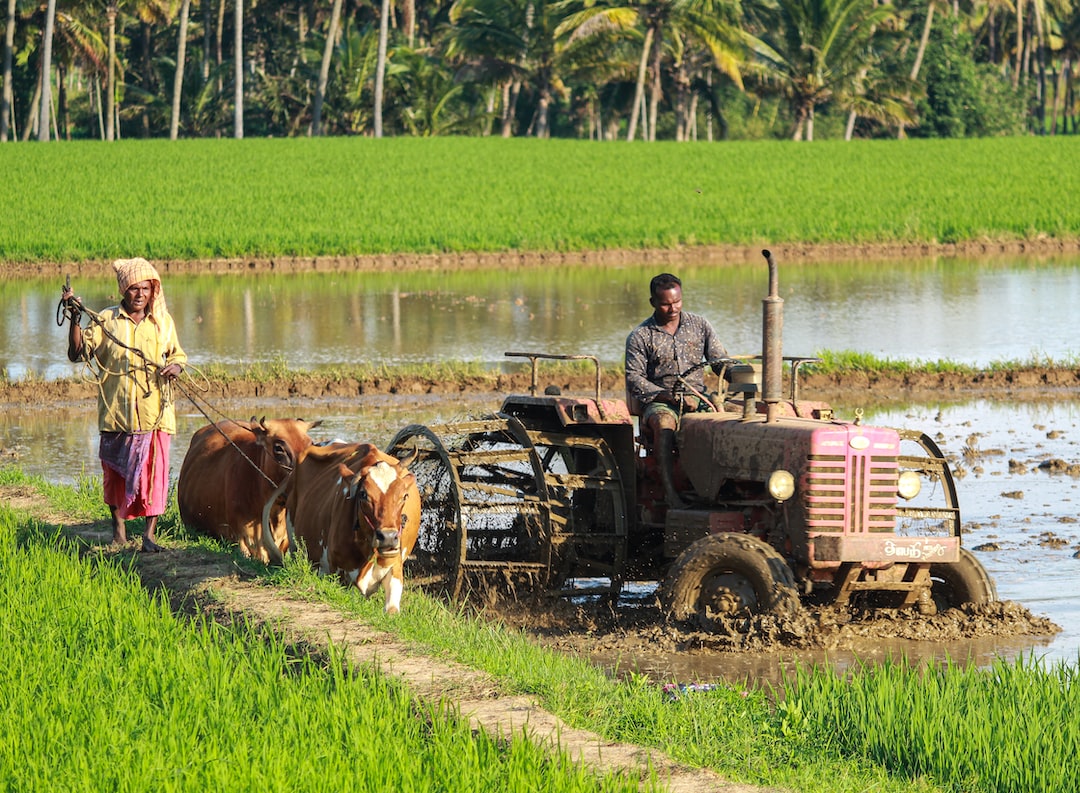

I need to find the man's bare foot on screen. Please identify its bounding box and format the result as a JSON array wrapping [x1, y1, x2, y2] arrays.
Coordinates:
[[141, 537, 164, 553]]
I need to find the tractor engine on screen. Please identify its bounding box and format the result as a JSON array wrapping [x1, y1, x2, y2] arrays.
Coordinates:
[[674, 411, 959, 602]]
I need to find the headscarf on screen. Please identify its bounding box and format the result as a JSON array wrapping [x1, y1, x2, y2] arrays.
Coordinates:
[[113, 258, 168, 318]]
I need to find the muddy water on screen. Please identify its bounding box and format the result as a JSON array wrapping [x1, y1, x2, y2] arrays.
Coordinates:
[[2, 394, 1078, 679]]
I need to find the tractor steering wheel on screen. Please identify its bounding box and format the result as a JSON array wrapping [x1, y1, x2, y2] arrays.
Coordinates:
[[672, 358, 740, 413]]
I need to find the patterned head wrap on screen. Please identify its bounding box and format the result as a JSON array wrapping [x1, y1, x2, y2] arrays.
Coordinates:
[[113, 258, 168, 317]]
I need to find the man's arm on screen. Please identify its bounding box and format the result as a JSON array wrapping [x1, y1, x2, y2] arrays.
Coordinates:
[[702, 318, 728, 362], [625, 328, 664, 405]]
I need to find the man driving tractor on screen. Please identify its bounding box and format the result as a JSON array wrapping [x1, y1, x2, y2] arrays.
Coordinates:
[[625, 272, 727, 510]]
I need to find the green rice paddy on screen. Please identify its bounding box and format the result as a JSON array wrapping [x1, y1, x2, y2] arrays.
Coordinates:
[[2, 137, 1078, 263], [2, 468, 1075, 793]]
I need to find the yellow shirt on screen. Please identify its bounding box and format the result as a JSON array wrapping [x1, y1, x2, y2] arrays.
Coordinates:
[[82, 305, 188, 434]]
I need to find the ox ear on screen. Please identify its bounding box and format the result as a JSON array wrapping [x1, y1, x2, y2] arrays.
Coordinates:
[[299, 418, 323, 432], [338, 463, 367, 501], [395, 443, 419, 470]]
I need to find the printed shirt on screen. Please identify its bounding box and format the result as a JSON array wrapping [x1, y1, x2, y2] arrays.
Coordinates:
[[624, 311, 726, 409], [82, 306, 187, 434]]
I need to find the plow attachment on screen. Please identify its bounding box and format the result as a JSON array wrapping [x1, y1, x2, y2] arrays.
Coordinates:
[[387, 413, 629, 601]]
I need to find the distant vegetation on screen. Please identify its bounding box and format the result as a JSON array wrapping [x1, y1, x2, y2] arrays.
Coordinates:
[[1, 0, 1067, 142], [1, 137, 1078, 264]]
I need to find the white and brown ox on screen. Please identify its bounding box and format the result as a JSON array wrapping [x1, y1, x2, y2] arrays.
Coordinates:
[[284, 442, 420, 614], [178, 417, 320, 564]]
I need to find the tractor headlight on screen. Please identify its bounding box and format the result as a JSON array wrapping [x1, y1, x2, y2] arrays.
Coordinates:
[[768, 470, 795, 502], [898, 470, 922, 500]]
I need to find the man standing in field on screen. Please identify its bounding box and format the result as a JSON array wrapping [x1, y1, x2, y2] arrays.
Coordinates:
[[61, 258, 187, 552], [625, 273, 726, 509]]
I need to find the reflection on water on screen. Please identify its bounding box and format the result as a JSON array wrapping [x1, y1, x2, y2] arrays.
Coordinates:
[[3, 395, 1079, 678], [5, 254, 1080, 381]]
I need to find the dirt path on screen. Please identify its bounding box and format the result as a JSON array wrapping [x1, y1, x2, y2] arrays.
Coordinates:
[[1, 486, 777, 793]]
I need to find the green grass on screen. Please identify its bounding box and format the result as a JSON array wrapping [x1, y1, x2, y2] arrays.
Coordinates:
[[4, 469, 1076, 793], [0, 502, 649, 793], [1, 137, 1078, 263], [3, 351, 1076, 389]]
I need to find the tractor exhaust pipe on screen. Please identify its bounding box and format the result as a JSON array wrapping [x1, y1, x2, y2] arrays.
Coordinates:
[[761, 250, 783, 422]]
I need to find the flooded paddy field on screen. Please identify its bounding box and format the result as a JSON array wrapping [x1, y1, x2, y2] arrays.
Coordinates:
[[3, 391, 1078, 685]]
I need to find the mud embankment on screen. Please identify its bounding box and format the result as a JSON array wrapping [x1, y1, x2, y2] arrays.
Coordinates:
[[6, 366, 1080, 409]]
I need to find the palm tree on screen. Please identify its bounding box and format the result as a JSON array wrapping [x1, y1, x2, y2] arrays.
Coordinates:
[[374, 0, 390, 136], [38, 0, 58, 140], [234, 0, 242, 136], [446, 0, 570, 138], [2, 0, 17, 140], [557, 0, 745, 141], [311, 0, 344, 135], [750, 0, 899, 139], [170, 0, 192, 138]]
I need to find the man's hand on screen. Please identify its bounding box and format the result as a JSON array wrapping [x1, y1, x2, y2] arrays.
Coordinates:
[[159, 363, 183, 382], [61, 285, 83, 313]]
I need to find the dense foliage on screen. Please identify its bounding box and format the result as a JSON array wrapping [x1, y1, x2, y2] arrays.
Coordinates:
[[1, 0, 1075, 143]]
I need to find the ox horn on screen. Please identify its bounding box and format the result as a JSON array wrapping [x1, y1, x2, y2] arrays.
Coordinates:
[[396, 442, 419, 470]]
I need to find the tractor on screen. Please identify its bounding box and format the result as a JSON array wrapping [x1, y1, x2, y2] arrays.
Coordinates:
[[387, 250, 996, 624]]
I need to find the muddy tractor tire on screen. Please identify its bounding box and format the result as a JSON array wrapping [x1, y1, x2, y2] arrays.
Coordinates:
[[661, 534, 801, 624], [928, 547, 997, 611]]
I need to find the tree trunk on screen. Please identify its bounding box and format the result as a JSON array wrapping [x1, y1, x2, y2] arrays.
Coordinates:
[[1, 0, 15, 141], [627, 26, 653, 141], [21, 59, 40, 141], [533, 87, 550, 138], [57, 60, 69, 139], [1032, 0, 1046, 132], [234, 0, 243, 138], [501, 79, 518, 137], [139, 22, 152, 136], [106, 6, 116, 141], [403, 0, 415, 46], [647, 22, 662, 141], [1013, 0, 1023, 88], [898, 0, 935, 139], [37, 0, 57, 141], [312, 0, 343, 135], [202, 0, 212, 81], [171, 0, 192, 139], [673, 60, 690, 141], [373, 0, 390, 137], [216, 0, 226, 96]]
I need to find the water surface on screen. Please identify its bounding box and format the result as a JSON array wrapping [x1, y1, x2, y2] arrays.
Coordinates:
[[6, 254, 1080, 381]]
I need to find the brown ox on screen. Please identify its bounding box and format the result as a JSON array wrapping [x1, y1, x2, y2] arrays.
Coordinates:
[[178, 417, 320, 564], [285, 442, 420, 614]]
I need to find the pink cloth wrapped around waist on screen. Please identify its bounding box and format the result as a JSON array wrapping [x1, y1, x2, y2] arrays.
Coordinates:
[[99, 430, 171, 518]]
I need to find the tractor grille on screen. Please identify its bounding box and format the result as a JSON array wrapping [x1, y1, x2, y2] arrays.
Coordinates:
[[805, 454, 898, 534]]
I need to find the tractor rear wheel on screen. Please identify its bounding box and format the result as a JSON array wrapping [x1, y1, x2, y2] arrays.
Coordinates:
[[928, 547, 997, 611], [661, 534, 801, 625]]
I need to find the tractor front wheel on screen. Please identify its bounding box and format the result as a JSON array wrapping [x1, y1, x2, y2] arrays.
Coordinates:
[[661, 534, 801, 625], [928, 547, 997, 612]]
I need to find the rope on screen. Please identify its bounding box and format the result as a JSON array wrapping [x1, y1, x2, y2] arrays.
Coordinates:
[[169, 375, 281, 489], [58, 291, 279, 489]]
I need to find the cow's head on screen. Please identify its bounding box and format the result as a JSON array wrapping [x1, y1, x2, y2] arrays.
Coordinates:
[[250, 416, 322, 480], [339, 451, 419, 559]]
